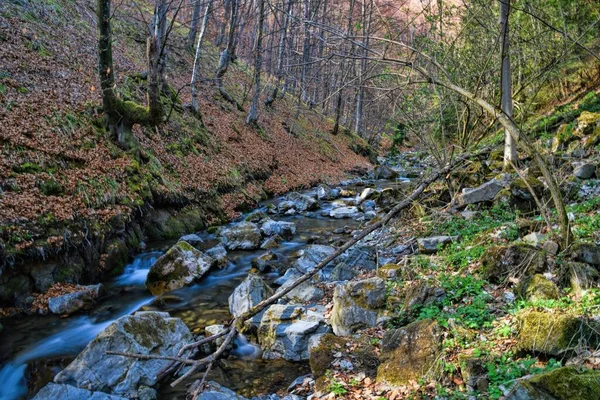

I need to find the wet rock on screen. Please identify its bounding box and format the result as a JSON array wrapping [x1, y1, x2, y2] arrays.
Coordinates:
[[377, 319, 442, 386], [261, 235, 283, 250], [277, 200, 296, 213], [0, 274, 32, 307], [517, 310, 594, 356], [276, 276, 324, 304], [360, 199, 376, 212], [274, 268, 303, 286], [331, 277, 386, 336], [258, 304, 328, 361], [359, 188, 377, 201], [48, 284, 104, 315], [260, 219, 297, 239], [573, 162, 596, 180], [180, 234, 204, 247], [372, 165, 399, 180], [342, 245, 377, 270], [197, 381, 247, 400], [206, 244, 229, 268], [417, 235, 457, 254], [251, 252, 277, 272], [330, 262, 358, 281], [457, 179, 506, 206], [481, 244, 546, 283], [286, 192, 319, 212], [30, 264, 56, 293], [229, 274, 274, 318], [145, 241, 214, 295], [316, 184, 338, 200], [329, 206, 360, 219], [245, 211, 269, 223], [33, 383, 127, 400], [293, 245, 335, 273], [54, 311, 192, 398], [517, 274, 559, 301], [506, 366, 600, 400], [221, 222, 262, 250], [571, 242, 600, 265]]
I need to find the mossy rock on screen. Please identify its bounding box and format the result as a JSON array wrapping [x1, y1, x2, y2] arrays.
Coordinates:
[[517, 310, 598, 356], [103, 239, 129, 277], [575, 111, 600, 136], [377, 263, 402, 279], [377, 319, 442, 386], [481, 244, 546, 283], [559, 261, 599, 296], [507, 366, 600, 400], [516, 274, 560, 302]]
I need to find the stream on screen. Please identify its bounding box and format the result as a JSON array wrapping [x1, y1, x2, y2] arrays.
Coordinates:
[[0, 178, 406, 400]]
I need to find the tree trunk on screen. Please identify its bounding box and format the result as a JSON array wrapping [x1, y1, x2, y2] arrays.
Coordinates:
[[214, 0, 242, 109], [187, 0, 202, 50], [355, 0, 372, 135], [332, 0, 354, 135], [147, 0, 168, 125], [500, 0, 517, 167], [191, 0, 213, 113], [300, 0, 311, 104], [265, 0, 292, 107], [246, 0, 265, 125]]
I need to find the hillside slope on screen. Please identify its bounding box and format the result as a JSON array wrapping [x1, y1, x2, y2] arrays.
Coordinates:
[[0, 0, 371, 307]]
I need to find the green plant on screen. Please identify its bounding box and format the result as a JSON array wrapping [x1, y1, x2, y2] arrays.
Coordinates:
[[327, 380, 348, 396]]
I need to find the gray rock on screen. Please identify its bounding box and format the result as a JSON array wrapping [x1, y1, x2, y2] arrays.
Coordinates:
[[261, 219, 297, 239], [542, 240, 560, 256], [571, 242, 600, 265], [261, 235, 283, 250], [359, 188, 376, 201], [277, 200, 296, 213], [458, 179, 505, 205], [360, 200, 376, 212], [574, 162, 596, 179], [364, 211, 376, 220], [229, 274, 274, 318], [523, 232, 545, 247], [274, 268, 303, 286], [293, 245, 336, 273], [145, 241, 214, 295], [180, 234, 204, 247], [33, 383, 127, 400], [331, 278, 386, 336], [329, 206, 360, 219], [30, 264, 56, 293], [221, 222, 262, 250], [342, 245, 377, 270], [276, 276, 324, 304], [330, 262, 358, 281], [48, 284, 104, 315], [417, 235, 457, 254], [197, 382, 247, 400], [206, 244, 229, 268], [372, 165, 399, 180], [54, 312, 193, 398], [285, 192, 319, 212], [316, 185, 337, 200], [137, 386, 157, 400]]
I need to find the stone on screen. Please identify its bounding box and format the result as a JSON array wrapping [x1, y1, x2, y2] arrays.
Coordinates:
[[457, 353, 488, 392], [377, 263, 402, 279], [33, 383, 127, 400], [523, 232, 545, 247], [573, 162, 596, 180], [261, 235, 283, 250], [257, 304, 328, 361], [145, 241, 214, 295], [274, 268, 303, 286], [506, 366, 600, 400], [571, 242, 600, 265], [542, 240, 560, 256], [331, 278, 386, 336], [458, 179, 505, 205], [30, 264, 56, 293], [277, 200, 296, 213], [562, 262, 599, 296], [481, 244, 546, 283], [330, 262, 358, 281], [54, 312, 192, 398], [205, 324, 227, 347], [517, 274, 560, 301], [417, 236, 457, 254], [286, 192, 319, 212], [221, 222, 262, 250], [48, 284, 104, 315], [329, 206, 360, 219], [293, 245, 336, 273], [180, 234, 204, 247], [206, 244, 229, 268], [197, 382, 247, 400], [245, 211, 269, 223], [359, 188, 376, 201], [403, 281, 445, 312], [376, 319, 442, 386], [276, 276, 324, 304], [251, 252, 277, 272], [229, 274, 274, 318], [316, 185, 337, 200], [260, 219, 297, 239], [342, 245, 377, 270], [372, 165, 399, 180], [517, 310, 592, 356], [360, 200, 376, 212]]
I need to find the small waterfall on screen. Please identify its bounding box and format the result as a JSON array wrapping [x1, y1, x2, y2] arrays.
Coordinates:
[[114, 252, 162, 286], [231, 334, 261, 359]]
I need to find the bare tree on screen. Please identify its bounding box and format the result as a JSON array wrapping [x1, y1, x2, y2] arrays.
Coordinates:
[[187, 0, 202, 49], [191, 0, 213, 113], [214, 0, 243, 109], [265, 0, 293, 107], [500, 0, 517, 167], [246, 0, 266, 125]]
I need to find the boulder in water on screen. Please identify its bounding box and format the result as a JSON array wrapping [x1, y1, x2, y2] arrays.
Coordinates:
[[145, 241, 214, 295], [221, 222, 262, 250], [206, 244, 229, 268], [329, 206, 360, 219], [33, 383, 127, 400], [285, 192, 319, 212], [196, 381, 247, 400], [229, 274, 274, 318], [53, 311, 192, 398], [48, 284, 104, 315], [260, 219, 297, 239], [293, 245, 335, 273], [179, 234, 204, 247]]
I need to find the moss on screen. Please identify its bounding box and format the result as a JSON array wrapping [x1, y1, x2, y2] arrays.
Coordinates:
[[517, 310, 583, 356], [516, 366, 600, 400], [145, 241, 197, 295], [38, 178, 64, 196], [517, 274, 560, 301], [481, 244, 545, 283], [13, 162, 42, 174], [103, 240, 129, 277], [309, 334, 348, 384]]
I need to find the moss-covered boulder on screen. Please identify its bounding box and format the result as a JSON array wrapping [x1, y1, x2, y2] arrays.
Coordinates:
[[145, 241, 214, 295], [103, 239, 129, 277], [517, 274, 560, 301], [517, 310, 596, 356], [560, 261, 599, 296], [220, 222, 262, 250], [481, 244, 546, 283], [376, 319, 442, 386], [309, 333, 379, 391], [377, 263, 402, 279], [331, 278, 386, 336], [506, 366, 600, 400]]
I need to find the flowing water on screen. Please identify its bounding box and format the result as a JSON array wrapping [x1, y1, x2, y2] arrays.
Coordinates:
[[0, 180, 406, 399]]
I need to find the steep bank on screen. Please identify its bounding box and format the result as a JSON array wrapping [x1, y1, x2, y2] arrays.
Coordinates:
[[0, 0, 373, 308]]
